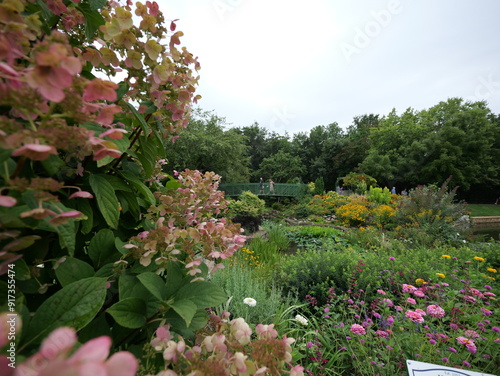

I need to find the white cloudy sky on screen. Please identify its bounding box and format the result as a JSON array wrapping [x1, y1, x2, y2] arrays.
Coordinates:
[[157, 0, 500, 135]]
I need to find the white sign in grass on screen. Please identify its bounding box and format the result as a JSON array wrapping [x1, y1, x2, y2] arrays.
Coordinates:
[[406, 360, 497, 376]]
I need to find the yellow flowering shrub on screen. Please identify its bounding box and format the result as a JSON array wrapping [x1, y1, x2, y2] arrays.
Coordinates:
[[336, 202, 369, 227], [371, 204, 396, 227]]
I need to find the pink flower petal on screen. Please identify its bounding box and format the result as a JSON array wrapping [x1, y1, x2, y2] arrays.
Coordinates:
[[69, 191, 93, 199], [12, 144, 57, 161], [105, 351, 138, 376], [100, 128, 128, 140], [69, 336, 111, 364], [0, 195, 16, 207], [40, 327, 77, 359], [83, 79, 118, 102]]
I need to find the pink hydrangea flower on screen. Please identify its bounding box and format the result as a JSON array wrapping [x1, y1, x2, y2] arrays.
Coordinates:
[[17, 327, 137, 376]]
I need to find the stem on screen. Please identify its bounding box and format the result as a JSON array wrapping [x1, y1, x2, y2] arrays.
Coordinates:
[[109, 113, 153, 171], [11, 156, 26, 179]]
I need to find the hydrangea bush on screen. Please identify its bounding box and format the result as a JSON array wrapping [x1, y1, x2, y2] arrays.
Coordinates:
[[0, 1, 301, 375]]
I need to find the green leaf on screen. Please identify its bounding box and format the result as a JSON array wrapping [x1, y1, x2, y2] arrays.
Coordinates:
[[76, 198, 93, 234], [165, 261, 186, 298], [116, 82, 129, 102], [89, 175, 120, 229], [175, 281, 228, 309], [115, 191, 140, 218], [118, 274, 161, 317], [169, 299, 197, 327], [41, 154, 65, 176], [13, 258, 31, 281], [25, 277, 107, 345], [163, 308, 208, 336], [119, 171, 156, 206], [78, 2, 105, 41], [50, 220, 77, 256], [126, 103, 149, 134], [137, 272, 167, 301], [55, 257, 94, 287], [137, 136, 156, 178], [107, 298, 147, 329], [88, 229, 117, 269], [88, 0, 107, 11]]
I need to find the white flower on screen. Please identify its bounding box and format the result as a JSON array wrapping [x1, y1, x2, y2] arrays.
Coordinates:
[[295, 314, 308, 326], [243, 297, 257, 307]]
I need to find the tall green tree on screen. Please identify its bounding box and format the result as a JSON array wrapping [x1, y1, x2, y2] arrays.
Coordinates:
[[359, 99, 500, 191], [165, 109, 250, 182], [254, 150, 305, 183]]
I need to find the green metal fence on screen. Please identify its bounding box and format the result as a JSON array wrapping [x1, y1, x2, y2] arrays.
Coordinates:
[[219, 183, 308, 197]]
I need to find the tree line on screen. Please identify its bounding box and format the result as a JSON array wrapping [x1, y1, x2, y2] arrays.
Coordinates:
[[164, 98, 500, 202]]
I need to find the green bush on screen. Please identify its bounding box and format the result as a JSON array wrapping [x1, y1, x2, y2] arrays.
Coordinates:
[[228, 190, 266, 232], [395, 177, 469, 246], [367, 186, 392, 205]]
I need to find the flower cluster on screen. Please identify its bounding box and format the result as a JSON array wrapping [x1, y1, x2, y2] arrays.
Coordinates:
[[147, 313, 303, 376], [14, 327, 137, 376], [126, 170, 246, 277]]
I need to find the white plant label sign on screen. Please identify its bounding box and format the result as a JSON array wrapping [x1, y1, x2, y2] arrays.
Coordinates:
[[406, 360, 497, 376]]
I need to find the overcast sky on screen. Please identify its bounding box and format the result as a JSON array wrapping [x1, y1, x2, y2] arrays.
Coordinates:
[[157, 0, 500, 135]]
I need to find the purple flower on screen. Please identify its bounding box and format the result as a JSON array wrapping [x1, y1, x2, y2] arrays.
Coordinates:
[[429, 339, 437, 345], [389, 257, 395, 261], [441, 357, 449, 363], [463, 360, 471, 368], [484, 285, 492, 290], [448, 347, 457, 353], [386, 345, 393, 350], [492, 327, 500, 333], [307, 342, 314, 348]]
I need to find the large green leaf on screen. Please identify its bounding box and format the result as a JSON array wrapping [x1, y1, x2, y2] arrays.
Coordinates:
[[50, 220, 77, 256], [88, 229, 117, 268], [55, 257, 94, 286], [107, 298, 147, 329], [119, 171, 156, 206], [89, 174, 120, 229], [169, 299, 197, 327], [25, 277, 107, 345], [137, 272, 167, 301], [175, 281, 228, 309]]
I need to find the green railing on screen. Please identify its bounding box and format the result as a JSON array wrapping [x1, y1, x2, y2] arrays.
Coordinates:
[[219, 183, 308, 197]]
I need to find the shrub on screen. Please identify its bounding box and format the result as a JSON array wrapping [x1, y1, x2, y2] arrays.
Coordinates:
[[394, 178, 469, 246], [368, 186, 392, 205], [228, 190, 266, 232]]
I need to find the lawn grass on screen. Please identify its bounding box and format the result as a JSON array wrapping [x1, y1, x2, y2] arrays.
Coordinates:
[[467, 204, 500, 216]]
